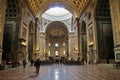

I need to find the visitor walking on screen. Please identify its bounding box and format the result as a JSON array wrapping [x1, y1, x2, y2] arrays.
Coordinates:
[[23, 59, 27, 68], [34, 58, 41, 75], [30, 59, 34, 66]]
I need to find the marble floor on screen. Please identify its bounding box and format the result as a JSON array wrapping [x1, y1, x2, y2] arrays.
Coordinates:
[[0, 64, 120, 80]]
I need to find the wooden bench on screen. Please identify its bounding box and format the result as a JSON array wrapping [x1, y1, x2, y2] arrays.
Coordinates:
[[113, 62, 120, 69]]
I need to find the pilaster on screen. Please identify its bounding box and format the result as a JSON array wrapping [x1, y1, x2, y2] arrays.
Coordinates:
[[109, 0, 120, 62], [0, 48, 2, 64], [0, 0, 6, 64], [39, 33, 46, 60], [76, 18, 80, 57], [68, 33, 77, 60]]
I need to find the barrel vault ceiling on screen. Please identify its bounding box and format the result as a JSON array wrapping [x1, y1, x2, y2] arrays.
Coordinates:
[[27, 0, 89, 17]]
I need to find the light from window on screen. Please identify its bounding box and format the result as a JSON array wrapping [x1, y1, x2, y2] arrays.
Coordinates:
[[55, 43, 59, 47], [63, 50, 65, 55], [55, 51, 58, 56], [48, 51, 50, 56]]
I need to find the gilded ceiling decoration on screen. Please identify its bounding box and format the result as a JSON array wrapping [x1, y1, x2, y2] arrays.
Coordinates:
[[50, 30, 64, 37], [27, 0, 89, 17]]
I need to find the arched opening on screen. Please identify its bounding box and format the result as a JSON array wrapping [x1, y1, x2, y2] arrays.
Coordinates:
[[81, 21, 87, 63], [96, 0, 114, 63], [40, 6, 73, 33], [42, 7, 72, 21], [45, 21, 68, 63], [39, 6, 73, 62], [36, 1, 78, 17]]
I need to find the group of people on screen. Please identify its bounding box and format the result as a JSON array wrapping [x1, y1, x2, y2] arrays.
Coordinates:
[[22, 58, 41, 75]]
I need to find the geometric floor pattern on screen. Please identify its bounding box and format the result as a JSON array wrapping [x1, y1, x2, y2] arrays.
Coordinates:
[[0, 64, 120, 80]]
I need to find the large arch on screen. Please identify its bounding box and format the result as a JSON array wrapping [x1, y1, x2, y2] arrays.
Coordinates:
[[27, 0, 89, 18], [44, 21, 70, 33], [45, 21, 69, 61], [45, 21, 69, 33], [36, 1, 78, 17]]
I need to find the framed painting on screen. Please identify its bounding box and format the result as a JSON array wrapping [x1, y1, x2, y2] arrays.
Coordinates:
[[88, 26, 93, 43]]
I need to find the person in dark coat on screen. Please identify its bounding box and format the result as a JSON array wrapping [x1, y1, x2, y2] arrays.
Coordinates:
[[34, 58, 41, 75], [30, 59, 34, 66], [23, 59, 27, 68]]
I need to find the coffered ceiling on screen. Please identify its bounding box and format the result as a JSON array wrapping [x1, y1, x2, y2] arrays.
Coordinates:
[[27, 0, 89, 17]]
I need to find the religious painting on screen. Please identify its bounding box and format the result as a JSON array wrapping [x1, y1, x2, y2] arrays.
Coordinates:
[[88, 26, 93, 43]]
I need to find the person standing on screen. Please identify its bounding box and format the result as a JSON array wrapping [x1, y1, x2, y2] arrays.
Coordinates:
[[34, 58, 41, 75], [23, 59, 27, 68], [30, 59, 34, 66]]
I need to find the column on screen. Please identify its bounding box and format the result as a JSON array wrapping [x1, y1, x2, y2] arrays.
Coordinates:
[[39, 33, 46, 60], [0, 0, 6, 64], [68, 33, 76, 60], [109, 0, 120, 62], [34, 18, 40, 59], [76, 18, 80, 57]]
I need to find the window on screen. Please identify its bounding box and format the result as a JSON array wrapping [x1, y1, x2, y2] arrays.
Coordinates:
[[48, 43, 51, 46], [48, 51, 50, 56], [63, 50, 66, 55], [55, 51, 58, 56], [55, 43, 59, 47]]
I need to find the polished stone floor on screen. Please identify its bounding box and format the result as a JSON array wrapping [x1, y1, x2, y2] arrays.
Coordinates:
[[0, 64, 120, 80]]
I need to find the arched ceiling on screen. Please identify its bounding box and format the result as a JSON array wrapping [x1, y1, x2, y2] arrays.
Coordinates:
[[27, 0, 89, 17], [42, 7, 72, 21], [46, 21, 68, 41]]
